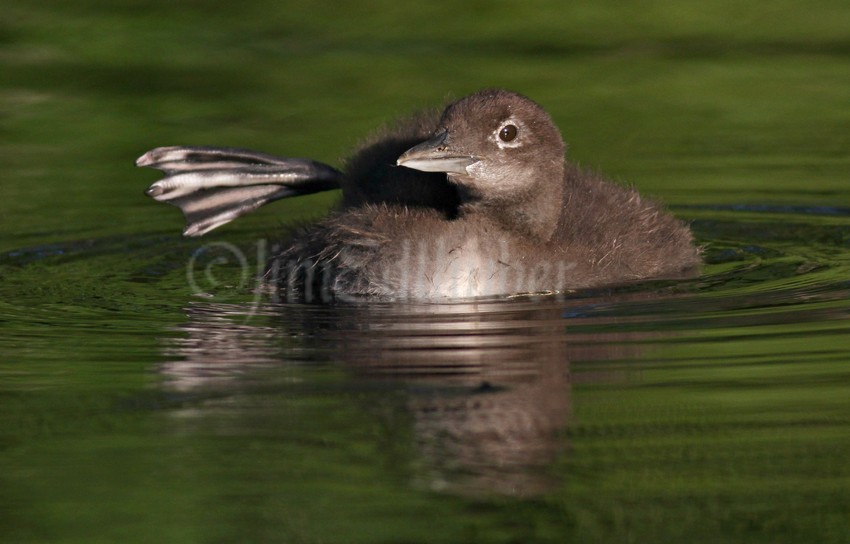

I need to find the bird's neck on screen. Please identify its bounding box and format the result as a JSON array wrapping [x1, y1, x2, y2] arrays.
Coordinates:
[[456, 163, 565, 241]]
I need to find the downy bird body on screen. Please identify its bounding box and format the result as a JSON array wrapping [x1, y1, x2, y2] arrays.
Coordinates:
[[139, 89, 700, 300]]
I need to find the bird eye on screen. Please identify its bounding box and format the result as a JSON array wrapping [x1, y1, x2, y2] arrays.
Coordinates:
[[499, 124, 518, 142]]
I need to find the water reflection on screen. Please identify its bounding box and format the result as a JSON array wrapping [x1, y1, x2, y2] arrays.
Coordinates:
[[156, 296, 653, 497], [312, 301, 573, 497]]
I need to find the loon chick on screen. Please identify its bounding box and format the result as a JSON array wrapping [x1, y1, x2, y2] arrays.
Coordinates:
[[138, 89, 700, 300]]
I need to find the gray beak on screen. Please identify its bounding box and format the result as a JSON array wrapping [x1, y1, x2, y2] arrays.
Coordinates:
[[396, 130, 479, 175]]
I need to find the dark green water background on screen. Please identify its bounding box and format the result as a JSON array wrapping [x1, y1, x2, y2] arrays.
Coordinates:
[[2, 1, 850, 542]]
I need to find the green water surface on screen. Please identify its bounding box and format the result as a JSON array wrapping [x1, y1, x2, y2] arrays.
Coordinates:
[[2, 1, 850, 542]]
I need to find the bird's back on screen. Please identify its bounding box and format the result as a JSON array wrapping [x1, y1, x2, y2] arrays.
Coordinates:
[[553, 163, 701, 283], [340, 107, 460, 216]]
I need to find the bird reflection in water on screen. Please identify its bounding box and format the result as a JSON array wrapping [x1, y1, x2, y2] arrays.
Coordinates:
[[155, 297, 646, 497]]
